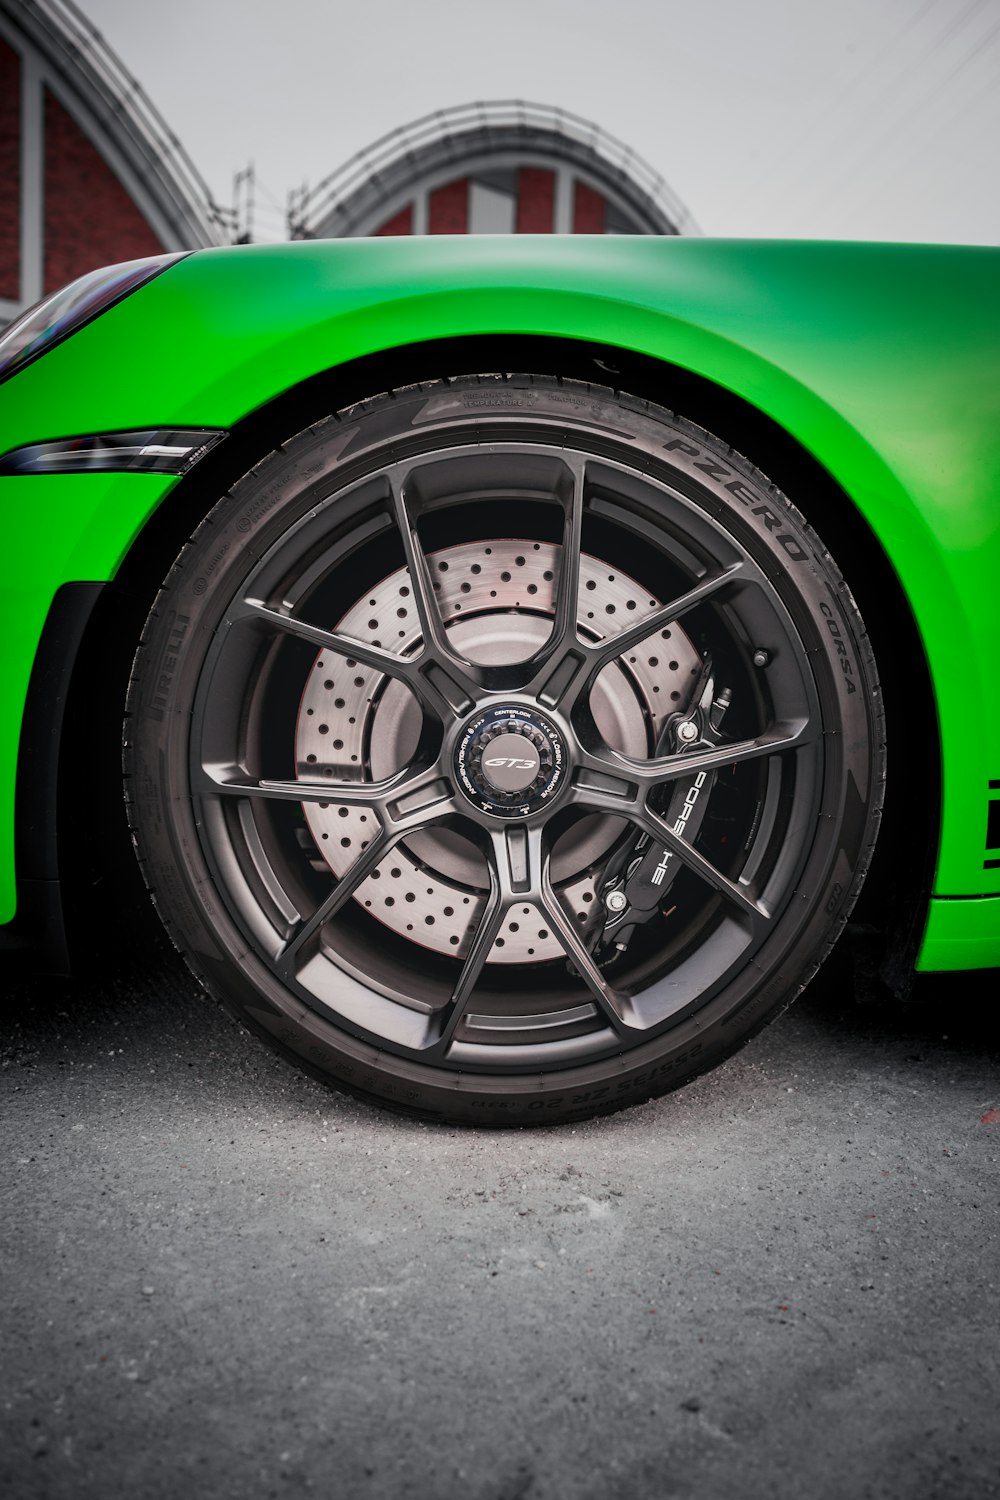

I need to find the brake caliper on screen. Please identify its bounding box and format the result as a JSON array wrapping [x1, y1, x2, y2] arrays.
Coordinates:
[[591, 671, 731, 961]]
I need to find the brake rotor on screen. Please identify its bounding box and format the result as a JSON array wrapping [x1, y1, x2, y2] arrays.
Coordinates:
[[295, 540, 702, 962]]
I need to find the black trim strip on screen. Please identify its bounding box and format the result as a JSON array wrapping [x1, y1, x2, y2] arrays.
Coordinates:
[[987, 791, 1000, 854], [15, 583, 105, 882], [935, 891, 1000, 899], [4, 582, 106, 970], [984, 859, 1000, 870]]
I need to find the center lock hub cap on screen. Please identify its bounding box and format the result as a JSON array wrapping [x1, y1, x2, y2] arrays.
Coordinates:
[[456, 705, 565, 817]]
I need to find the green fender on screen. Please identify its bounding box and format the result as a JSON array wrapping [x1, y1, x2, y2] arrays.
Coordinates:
[[1, 238, 997, 962]]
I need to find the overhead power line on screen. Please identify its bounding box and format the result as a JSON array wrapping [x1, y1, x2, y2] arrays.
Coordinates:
[[774, 0, 999, 232], [726, 0, 946, 222]]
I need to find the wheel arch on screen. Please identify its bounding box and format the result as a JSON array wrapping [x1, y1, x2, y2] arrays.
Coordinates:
[[37, 334, 936, 981]]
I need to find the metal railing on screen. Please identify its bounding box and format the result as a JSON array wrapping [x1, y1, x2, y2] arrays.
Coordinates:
[[288, 99, 698, 239]]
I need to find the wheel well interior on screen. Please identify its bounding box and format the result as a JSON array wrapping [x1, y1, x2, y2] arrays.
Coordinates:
[[54, 333, 936, 980]]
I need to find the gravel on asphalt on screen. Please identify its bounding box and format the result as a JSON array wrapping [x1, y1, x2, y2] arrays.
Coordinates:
[[2, 943, 998, 1499]]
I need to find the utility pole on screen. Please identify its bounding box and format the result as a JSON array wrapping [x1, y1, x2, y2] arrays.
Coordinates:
[[233, 162, 255, 243]]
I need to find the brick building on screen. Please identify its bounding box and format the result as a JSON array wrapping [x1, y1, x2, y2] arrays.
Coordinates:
[[1, 5, 695, 330], [0, 0, 226, 326]]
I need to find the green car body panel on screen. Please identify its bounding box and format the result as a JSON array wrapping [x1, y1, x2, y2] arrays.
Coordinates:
[[0, 237, 997, 968]]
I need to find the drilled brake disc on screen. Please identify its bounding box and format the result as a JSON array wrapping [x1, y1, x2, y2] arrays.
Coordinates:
[[295, 540, 702, 961]]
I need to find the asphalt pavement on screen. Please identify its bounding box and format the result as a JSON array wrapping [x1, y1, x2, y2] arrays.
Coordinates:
[[2, 941, 998, 1500]]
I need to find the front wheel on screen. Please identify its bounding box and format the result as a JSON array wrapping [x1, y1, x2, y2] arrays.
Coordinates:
[[125, 376, 884, 1124]]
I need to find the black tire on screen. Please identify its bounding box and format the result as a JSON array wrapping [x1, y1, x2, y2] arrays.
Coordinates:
[[125, 376, 884, 1125]]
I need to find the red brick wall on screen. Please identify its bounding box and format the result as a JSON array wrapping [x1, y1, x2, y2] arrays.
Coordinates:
[[43, 87, 164, 293], [374, 204, 414, 235], [516, 168, 554, 233], [573, 181, 606, 233], [428, 178, 468, 234], [0, 40, 20, 300]]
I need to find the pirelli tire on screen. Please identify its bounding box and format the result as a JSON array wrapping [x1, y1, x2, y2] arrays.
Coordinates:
[[125, 375, 885, 1125]]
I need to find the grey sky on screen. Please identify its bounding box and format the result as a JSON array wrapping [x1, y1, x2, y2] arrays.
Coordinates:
[[81, 0, 999, 244]]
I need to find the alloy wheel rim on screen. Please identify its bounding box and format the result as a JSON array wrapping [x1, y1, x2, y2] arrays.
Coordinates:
[[188, 438, 825, 1070]]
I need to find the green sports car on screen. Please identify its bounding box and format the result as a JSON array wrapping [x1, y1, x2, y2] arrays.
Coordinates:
[[0, 236, 996, 1123]]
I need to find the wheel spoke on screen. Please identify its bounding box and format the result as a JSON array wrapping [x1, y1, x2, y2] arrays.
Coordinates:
[[570, 746, 776, 927], [531, 559, 744, 713], [386, 471, 447, 651], [630, 803, 770, 926], [277, 828, 398, 968], [436, 891, 507, 1047], [536, 868, 635, 1034], [234, 598, 418, 682], [432, 825, 531, 1050], [576, 718, 814, 796], [272, 764, 461, 974], [588, 561, 744, 670], [386, 470, 481, 710], [550, 456, 585, 651], [196, 761, 453, 815], [236, 593, 475, 722]]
